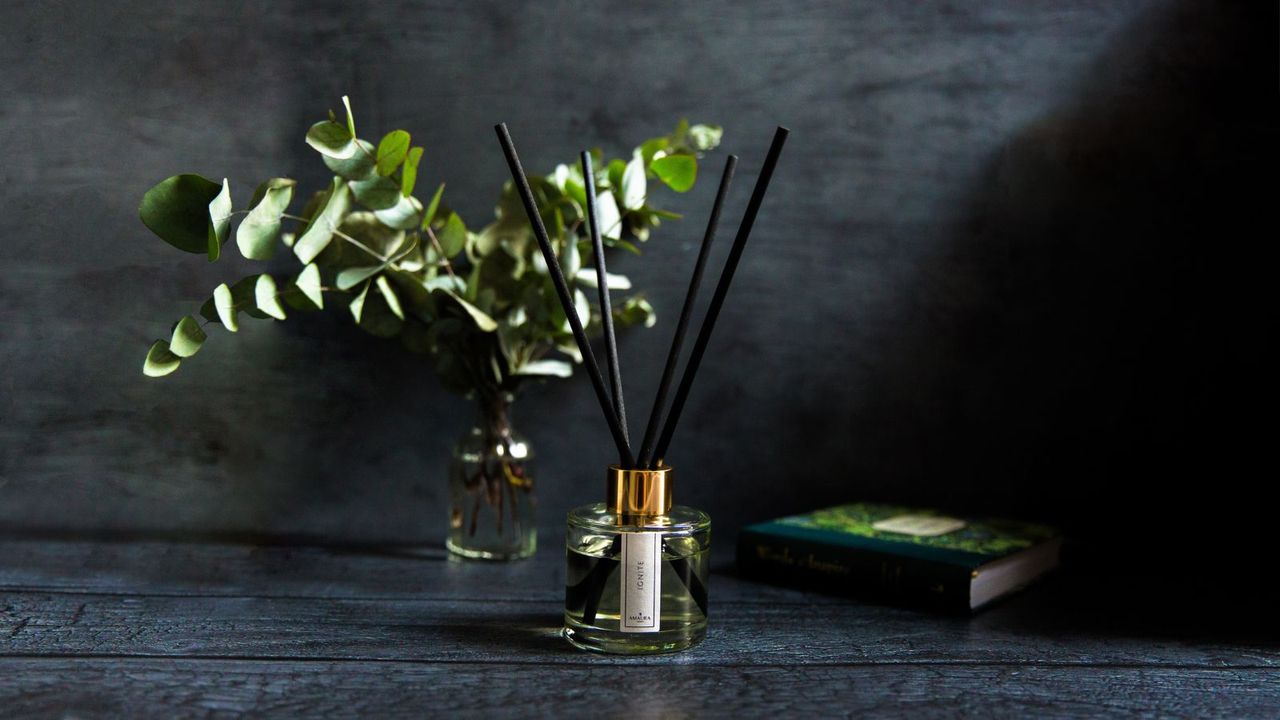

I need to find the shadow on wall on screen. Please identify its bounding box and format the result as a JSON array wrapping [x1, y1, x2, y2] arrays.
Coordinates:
[[782, 0, 1274, 574]]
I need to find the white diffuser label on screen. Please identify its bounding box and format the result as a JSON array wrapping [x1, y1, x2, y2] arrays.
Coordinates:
[[620, 532, 661, 633]]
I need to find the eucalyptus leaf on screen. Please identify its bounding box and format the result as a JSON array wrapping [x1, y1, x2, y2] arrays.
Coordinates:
[[338, 212, 405, 260], [425, 274, 467, 293], [295, 263, 324, 309], [337, 265, 384, 291], [561, 236, 581, 277], [374, 193, 423, 230], [574, 268, 632, 290], [143, 340, 182, 377], [615, 295, 656, 328], [595, 191, 622, 240], [230, 276, 269, 319], [207, 179, 232, 261], [422, 182, 445, 229], [514, 359, 573, 378], [323, 139, 377, 181], [139, 174, 223, 254], [199, 297, 219, 324], [305, 120, 357, 159], [402, 146, 423, 196], [621, 156, 646, 210], [351, 175, 401, 210], [376, 130, 411, 176], [169, 315, 206, 358], [341, 95, 356, 136], [213, 282, 238, 332], [255, 274, 286, 320], [294, 178, 351, 263], [607, 159, 625, 191], [349, 280, 371, 323], [688, 124, 723, 151], [438, 212, 467, 258], [376, 275, 404, 320], [444, 290, 497, 331], [650, 153, 697, 192], [236, 178, 296, 260], [574, 288, 591, 327]]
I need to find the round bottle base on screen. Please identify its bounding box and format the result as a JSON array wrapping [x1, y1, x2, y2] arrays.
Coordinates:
[[446, 538, 536, 561], [562, 618, 707, 655]]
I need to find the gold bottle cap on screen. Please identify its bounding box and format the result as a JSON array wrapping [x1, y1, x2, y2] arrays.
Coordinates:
[[606, 465, 673, 516]]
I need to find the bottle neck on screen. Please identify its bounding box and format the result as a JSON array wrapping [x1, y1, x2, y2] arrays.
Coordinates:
[[606, 465, 673, 517]]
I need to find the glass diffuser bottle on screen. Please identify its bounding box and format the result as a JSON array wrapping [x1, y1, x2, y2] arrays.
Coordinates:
[[564, 465, 710, 654]]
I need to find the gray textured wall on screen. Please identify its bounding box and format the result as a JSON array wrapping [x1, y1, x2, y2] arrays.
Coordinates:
[[1, 1, 1271, 556]]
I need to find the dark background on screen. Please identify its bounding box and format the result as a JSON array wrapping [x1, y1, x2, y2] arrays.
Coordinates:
[[1, 1, 1273, 574]]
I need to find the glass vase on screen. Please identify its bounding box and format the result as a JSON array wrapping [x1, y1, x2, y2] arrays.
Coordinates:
[[446, 391, 537, 560]]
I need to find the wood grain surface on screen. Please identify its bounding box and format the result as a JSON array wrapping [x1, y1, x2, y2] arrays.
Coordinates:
[[2, 538, 1277, 717]]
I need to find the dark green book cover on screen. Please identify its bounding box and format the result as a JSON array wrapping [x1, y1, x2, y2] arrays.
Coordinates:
[[737, 503, 1062, 612]]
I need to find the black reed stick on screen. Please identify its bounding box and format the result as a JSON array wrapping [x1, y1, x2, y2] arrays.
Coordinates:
[[650, 127, 789, 466], [635, 154, 738, 469], [494, 123, 635, 468], [581, 151, 629, 445]]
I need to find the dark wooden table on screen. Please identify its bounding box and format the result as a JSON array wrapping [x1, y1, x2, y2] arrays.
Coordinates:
[[2, 535, 1276, 718]]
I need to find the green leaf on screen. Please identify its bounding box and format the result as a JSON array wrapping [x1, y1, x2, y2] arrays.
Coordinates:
[[143, 340, 182, 377], [341, 95, 356, 136], [561, 237, 581, 277], [236, 178, 296, 260], [444, 290, 497, 331], [621, 157, 646, 210], [376, 130, 411, 176], [615, 295, 656, 328], [595, 191, 622, 240], [294, 178, 352, 263], [421, 183, 445, 229], [230, 277, 269, 319], [207, 178, 233, 261], [425, 274, 466, 294], [255, 274, 286, 320], [688, 124, 723, 151], [199, 297, 219, 323], [349, 280, 371, 323], [169, 315, 206, 358], [213, 282, 238, 332], [514, 359, 573, 378], [305, 120, 357, 159], [401, 146, 423, 197], [438, 211, 467, 258], [139, 174, 223, 254], [376, 275, 404, 320], [374, 194, 423, 230], [336, 265, 383, 291], [350, 175, 401, 210], [650, 153, 697, 192], [607, 159, 626, 190], [295, 263, 324, 309], [574, 268, 632, 290], [339, 212, 406, 258], [323, 139, 377, 181], [574, 288, 591, 327], [607, 237, 642, 255]]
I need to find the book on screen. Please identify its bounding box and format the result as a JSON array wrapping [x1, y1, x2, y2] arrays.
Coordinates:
[[736, 502, 1062, 612]]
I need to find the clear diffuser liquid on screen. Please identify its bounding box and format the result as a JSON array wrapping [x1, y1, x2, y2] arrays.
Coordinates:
[[564, 503, 710, 654]]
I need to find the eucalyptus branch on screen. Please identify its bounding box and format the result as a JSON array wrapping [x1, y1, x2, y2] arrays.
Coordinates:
[[138, 98, 722, 384], [423, 224, 459, 282]]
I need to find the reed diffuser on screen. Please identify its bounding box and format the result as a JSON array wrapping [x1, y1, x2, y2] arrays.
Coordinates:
[[496, 123, 788, 654]]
